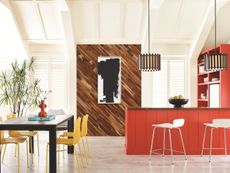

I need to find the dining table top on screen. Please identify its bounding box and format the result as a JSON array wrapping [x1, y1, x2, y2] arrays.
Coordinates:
[[0, 114, 74, 130]]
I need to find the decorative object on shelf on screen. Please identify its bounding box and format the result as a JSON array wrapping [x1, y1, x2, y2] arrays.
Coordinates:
[[98, 56, 121, 104], [199, 65, 205, 74], [0, 57, 41, 117], [138, 0, 161, 72], [201, 93, 206, 99], [203, 77, 208, 83], [211, 77, 219, 82], [38, 90, 52, 118], [168, 95, 189, 108], [204, 0, 227, 71]]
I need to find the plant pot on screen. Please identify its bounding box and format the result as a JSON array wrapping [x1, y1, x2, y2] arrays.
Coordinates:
[[38, 100, 48, 117]]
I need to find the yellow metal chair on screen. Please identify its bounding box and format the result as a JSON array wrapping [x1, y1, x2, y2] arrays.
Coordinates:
[[6, 114, 40, 156], [61, 114, 90, 164], [46, 117, 83, 173], [0, 117, 29, 173]]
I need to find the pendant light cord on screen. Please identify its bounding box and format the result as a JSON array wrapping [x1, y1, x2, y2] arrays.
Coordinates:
[[214, 0, 217, 49], [148, 0, 150, 54]]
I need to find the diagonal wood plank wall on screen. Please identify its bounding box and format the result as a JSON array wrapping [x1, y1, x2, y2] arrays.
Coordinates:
[[77, 45, 141, 136]]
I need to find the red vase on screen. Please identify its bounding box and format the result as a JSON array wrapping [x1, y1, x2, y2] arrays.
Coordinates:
[[38, 100, 48, 117]]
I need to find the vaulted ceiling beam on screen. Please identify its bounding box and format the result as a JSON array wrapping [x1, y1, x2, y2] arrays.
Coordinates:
[[32, 0, 47, 40]]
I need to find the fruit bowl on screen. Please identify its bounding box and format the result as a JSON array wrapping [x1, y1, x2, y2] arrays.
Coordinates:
[[168, 98, 189, 108]]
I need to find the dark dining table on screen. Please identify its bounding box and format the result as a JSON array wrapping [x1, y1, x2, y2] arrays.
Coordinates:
[[0, 114, 74, 173]]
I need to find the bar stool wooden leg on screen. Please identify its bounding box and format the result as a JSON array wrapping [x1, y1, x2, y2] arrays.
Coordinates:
[[149, 127, 156, 160], [209, 128, 213, 162], [162, 128, 166, 157], [168, 129, 174, 165], [224, 128, 227, 157], [201, 126, 207, 156], [178, 128, 187, 160]]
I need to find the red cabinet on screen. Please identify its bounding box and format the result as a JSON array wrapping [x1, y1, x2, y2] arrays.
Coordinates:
[[125, 108, 230, 155]]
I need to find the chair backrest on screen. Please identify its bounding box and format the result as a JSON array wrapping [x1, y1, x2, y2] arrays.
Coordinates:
[[6, 114, 18, 137], [81, 114, 89, 136], [7, 114, 16, 120], [173, 119, 185, 128], [0, 117, 4, 141], [213, 119, 230, 128], [73, 117, 81, 143], [48, 109, 66, 115]]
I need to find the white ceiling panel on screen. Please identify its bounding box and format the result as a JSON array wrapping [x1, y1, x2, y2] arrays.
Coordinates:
[[100, 2, 121, 40], [203, 1, 230, 50], [11, 1, 44, 40], [175, 0, 209, 39], [9, 0, 220, 49], [152, 0, 182, 39], [69, 0, 98, 42], [124, 2, 143, 41], [38, 1, 64, 40]]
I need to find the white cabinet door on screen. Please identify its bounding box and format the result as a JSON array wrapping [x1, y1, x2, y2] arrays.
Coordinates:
[[210, 84, 220, 107]]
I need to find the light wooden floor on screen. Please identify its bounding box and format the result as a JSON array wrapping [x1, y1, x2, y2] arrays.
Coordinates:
[[1, 133, 230, 173]]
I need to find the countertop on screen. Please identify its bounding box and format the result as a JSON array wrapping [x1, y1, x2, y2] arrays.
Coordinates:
[[127, 107, 230, 110]]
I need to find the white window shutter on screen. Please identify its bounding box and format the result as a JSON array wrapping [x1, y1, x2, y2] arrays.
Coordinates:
[[152, 60, 168, 107], [152, 59, 185, 107], [169, 60, 185, 97], [33, 58, 67, 111]]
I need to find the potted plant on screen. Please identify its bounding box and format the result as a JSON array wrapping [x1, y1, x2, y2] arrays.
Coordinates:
[[0, 57, 41, 117]]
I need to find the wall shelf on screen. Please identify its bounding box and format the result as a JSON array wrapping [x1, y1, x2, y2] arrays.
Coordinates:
[[198, 73, 208, 76], [198, 83, 208, 86], [209, 81, 220, 85], [198, 99, 208, 102]]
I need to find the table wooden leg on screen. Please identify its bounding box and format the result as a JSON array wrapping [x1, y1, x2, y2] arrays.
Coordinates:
[[49, 127, 56, 173], [29, 136, 34, 154], [68, 116, 74, 153]]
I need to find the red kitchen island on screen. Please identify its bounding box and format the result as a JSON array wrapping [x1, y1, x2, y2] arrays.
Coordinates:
[[125, 107, 230, 155]]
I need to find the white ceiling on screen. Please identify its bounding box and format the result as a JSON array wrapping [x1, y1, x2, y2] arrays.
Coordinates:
[[203, 0, 230, 50], [2, 0, 230, 55], [151, 0, 209, 42], [11, 0, 64, 41]]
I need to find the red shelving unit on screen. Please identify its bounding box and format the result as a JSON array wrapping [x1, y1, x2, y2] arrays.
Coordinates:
[[197, 44, 230, 107]]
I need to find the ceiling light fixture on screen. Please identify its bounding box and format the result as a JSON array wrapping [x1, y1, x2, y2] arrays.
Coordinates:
[[138, 0, 161, 72], [204, 0, 227, 71]]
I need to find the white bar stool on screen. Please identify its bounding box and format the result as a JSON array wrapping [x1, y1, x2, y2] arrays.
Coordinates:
[[149, 119, 187, 164], [201, 119, 230, 162]]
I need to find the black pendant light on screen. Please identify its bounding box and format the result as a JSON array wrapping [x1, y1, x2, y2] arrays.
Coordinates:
[[138, 0, 161, 72], [204, 0, 227, 71]]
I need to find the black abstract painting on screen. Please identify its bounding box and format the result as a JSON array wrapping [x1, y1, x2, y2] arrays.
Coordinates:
[[98, 57, 121, 104]]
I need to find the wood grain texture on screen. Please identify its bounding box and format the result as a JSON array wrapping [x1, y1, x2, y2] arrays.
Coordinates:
[[77, 45, 141, 136]]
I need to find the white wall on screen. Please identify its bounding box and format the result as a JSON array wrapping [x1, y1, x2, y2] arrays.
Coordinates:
[[0, 2, 29, 117]]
